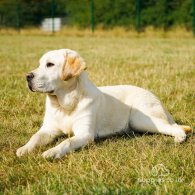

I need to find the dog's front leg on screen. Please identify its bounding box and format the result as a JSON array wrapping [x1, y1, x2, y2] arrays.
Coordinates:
[[42, 134, 94, 159], [42, 118, 95, 159], [16, 126, 61, 157]]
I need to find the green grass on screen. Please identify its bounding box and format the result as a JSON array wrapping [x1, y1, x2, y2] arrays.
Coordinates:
[[0, 35, 194, 194]]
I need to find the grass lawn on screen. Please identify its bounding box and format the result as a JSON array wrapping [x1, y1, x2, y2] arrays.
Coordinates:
[[0, 34, 194, 194]]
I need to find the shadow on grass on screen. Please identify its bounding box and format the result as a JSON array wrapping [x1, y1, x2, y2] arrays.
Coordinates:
[[49, 130, 155, 148], [94, 130, 151, 144]]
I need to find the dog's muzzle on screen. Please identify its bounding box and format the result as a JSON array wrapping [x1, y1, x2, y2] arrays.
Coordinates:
[[26, 72, 34, 91]]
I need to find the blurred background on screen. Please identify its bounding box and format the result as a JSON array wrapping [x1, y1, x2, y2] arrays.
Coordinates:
[[0, 0, 195, 36]]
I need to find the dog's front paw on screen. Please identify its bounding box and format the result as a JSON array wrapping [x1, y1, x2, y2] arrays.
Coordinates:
[[16, 145, 33, 157], [42, 148, 63, 159]]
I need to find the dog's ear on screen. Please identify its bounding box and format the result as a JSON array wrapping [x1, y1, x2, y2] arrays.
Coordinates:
[[60, 51, 87, 81]]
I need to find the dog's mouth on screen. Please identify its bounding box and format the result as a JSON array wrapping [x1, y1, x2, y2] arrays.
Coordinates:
[[47, 90, 54, 94], [27, 81, 54, 94], [28, 82, 35, 92]]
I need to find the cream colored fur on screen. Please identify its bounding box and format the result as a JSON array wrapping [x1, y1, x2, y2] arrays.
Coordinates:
[[16, 49, 187, 159]]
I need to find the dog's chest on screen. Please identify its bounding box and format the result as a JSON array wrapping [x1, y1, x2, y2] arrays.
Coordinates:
[[53, 109, 74, 135]]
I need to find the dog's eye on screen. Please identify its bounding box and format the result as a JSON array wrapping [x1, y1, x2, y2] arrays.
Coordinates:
[[46, 62, 55, 68]]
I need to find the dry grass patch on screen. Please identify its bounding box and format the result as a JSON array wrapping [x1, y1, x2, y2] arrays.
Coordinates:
[[0, 35, 194, 194]]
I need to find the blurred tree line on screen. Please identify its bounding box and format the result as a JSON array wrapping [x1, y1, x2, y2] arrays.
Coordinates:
[[0, 0, 193, 30]]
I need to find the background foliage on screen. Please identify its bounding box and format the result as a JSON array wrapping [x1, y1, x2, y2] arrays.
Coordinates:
[[0, 0, 193, 29]]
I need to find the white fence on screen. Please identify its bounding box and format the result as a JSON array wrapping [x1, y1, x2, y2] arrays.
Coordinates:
[[41, 18, 61, 32]]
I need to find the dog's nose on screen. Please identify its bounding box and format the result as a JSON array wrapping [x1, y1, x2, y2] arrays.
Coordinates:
[[26, 72, 34, 81]]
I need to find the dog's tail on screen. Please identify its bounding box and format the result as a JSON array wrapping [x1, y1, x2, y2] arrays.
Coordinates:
[[180, 125, 192, 134]]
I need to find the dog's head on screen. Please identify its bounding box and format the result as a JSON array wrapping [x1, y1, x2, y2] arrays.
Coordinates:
[[26, 49, 86, 94]]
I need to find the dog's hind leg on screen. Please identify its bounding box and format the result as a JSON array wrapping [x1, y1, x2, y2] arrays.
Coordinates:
[[130, 114, 186, 143], [179, 125, 192, 134]]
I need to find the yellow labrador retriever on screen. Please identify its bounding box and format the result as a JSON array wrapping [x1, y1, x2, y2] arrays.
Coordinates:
[[16, 49, 191, 159]]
